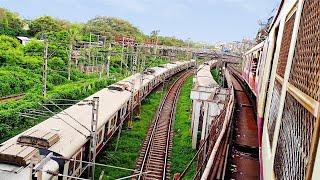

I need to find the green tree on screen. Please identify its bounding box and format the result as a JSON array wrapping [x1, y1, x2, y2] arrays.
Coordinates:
[[84, 16, 146, 42], [29, 16, 63, 37], [0, 8, 25, 36], [23, 39, 44, 57], [0, 35, 23, 66]]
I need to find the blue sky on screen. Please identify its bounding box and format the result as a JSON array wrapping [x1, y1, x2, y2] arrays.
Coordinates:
[[0, 0, 279, 43]]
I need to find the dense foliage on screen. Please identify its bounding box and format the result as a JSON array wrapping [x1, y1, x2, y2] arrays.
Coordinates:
[[211, 68, 222, 85], [0, 8, 26, 36], [84, 16, 146, 42]]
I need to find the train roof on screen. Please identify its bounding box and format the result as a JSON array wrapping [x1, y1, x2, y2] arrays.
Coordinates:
[[0, 61, 191, 177], [195, 60, 218, 88], [117, 66, 167, 92], [0, 61, 186, 156], [0, 88, 132, 158]]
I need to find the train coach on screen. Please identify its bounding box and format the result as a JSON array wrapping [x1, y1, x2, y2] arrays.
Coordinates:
[[242, 0, 320, 179], [242, 41, 265, 96], [0, 60, 195, 180]]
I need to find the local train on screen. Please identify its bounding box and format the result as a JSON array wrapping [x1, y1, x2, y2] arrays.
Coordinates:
[[0, 60, 195, 179], [242, 0, 320, 179]]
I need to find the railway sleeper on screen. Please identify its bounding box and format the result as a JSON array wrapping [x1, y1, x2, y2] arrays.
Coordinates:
[[146, 166, 163, 173], [148, 158, 164, 164], [148, 162, 165, 168], [144, 173, 162, 179], [148, 156, 164, 161]]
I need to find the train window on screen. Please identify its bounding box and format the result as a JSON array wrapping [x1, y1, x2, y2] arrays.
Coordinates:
[[104, 122, 109, 139], [127, 101, 130, 112], [251, 58, 258, 76], [68, 159, 74, 175], [108, 115, 117, 132], [134, 93, 139, 102], [97, 129, 103, 143], [75, 151, 81, 170], [121, 105, 127, 117]]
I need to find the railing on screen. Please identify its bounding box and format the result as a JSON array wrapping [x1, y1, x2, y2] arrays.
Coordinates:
[[201, 70, 234, 179]]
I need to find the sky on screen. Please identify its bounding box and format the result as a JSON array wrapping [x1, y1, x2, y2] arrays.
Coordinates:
[[0, 0, 279, 43]]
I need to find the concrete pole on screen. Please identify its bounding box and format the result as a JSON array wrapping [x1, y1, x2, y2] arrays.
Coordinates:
[[107, 43, 111, 77], [121, 37, 124, 70], [42, 40, 48, 97], [89, 97, 99, 179], [68, 43, 72, 80]]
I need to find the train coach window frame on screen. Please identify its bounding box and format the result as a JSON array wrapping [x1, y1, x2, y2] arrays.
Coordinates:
[[97, 129, 103, 144], [264, 24, 280, 148], [134, 92, 139, 103], [109, 114, 117, 131], [74, 150, 82, 172], [68, 158, 75, 176], [251, 57, 259, 76], [121, 104, 127, 118]]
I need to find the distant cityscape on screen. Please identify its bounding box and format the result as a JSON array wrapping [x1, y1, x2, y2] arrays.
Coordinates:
[[212, 38, 256, 55]]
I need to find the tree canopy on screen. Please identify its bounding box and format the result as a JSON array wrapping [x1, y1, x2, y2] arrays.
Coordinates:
[[84, 16, 146, 42], [29, 16, 64, 37], [0, 8, 25, 36]]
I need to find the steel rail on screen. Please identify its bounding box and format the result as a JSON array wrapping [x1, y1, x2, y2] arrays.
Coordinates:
[[137, 70, 192, 180]]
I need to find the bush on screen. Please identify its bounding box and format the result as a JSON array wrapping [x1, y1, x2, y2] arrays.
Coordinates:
[[0, 48, 24, 66], [0, 66, 41, 97], [47, 71, 67, 86], [0, 35, 22, 50], [23, 39, 44, 57], [21, 56, 42, 69], [48, 57, 66, 70]]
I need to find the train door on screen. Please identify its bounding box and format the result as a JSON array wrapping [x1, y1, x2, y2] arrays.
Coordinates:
[[250, 57, 258, 92]]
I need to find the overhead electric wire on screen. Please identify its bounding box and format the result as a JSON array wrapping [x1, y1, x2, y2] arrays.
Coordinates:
[[39, 102, 88, 137]]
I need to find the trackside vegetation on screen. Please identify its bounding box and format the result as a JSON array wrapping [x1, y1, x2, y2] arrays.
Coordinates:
[[95, 90, 163, 179], [171, 76, 196, 179], [211, 68, 222, 85]]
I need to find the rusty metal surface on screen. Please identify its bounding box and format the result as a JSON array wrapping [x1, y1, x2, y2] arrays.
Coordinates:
[[226, 67, 259, 180], [289, 0, 320, 101], [135, 70, 193, 180], [228, 148, 259, 180], [274, 93, 316, 179], [267, 81, 282, 147], [277, 12, 296, 78], [235, 106, 258, 148]]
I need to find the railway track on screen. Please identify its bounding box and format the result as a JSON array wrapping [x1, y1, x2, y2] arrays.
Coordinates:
[[134, 70, 193, 180], [0, 93, 25, 103], [225, 66, 259, 180]]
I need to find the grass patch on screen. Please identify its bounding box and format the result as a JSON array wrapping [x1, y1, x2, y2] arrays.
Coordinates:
[[171, 76, 196, 179], [211, 68, 222, 85], [95, 90, 163, 179]]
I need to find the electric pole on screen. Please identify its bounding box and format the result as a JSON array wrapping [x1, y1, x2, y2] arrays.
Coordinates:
[[68, 43, 72, 80], [89, 97, 99, 180], [121, 37, 124, 71], [42, 40, 48, 97], [187, 38, 191, 60], [107, 43, 111, 77]]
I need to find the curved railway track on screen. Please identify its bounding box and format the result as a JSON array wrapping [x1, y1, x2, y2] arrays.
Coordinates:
[[135, 70, 193, 180], [225, 65, 259, 180]]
